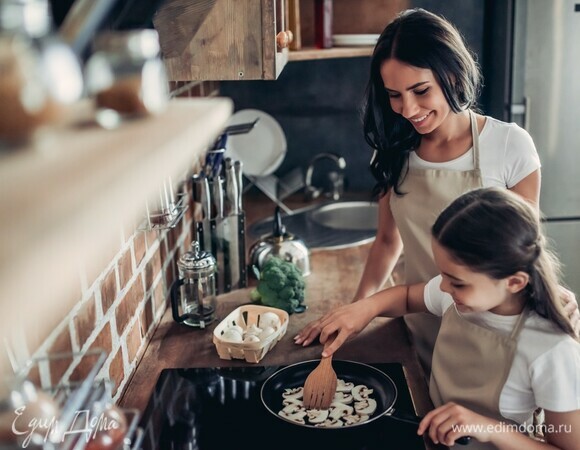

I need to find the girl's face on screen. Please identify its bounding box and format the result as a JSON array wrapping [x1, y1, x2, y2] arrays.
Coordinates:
[[431, 240, 527, 316], [380, 58, 452, 134]]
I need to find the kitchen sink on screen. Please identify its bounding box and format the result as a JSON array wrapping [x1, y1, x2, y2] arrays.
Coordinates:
[[248, 201, 378, 250], [309, 201, 378, 230]]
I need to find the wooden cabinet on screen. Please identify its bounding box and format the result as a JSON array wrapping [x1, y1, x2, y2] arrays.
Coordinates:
[[152, 0, 409, 81], [154, 0, 290, 81]]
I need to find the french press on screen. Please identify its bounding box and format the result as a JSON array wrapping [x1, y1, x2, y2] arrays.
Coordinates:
[[171, 241, 217, 329]]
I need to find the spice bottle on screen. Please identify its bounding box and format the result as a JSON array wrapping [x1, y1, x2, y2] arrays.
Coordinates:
[[85, 29, 169, 122], [314, 0, 333, 49]]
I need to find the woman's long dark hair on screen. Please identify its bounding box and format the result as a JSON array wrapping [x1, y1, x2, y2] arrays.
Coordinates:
[[363, 8, 482, 197], [432, 188, 575, 338]]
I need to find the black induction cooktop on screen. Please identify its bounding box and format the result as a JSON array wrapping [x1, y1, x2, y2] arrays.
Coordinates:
[[139, 362, 427, 450]]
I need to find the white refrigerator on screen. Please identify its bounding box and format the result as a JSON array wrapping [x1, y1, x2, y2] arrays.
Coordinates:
[[510, 0, 580, 295]]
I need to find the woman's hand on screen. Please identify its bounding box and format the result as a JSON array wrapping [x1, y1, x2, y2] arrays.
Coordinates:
[[417, 402, 497, 446], [293, 300, 377, 357], [560, 286, 579, 337]]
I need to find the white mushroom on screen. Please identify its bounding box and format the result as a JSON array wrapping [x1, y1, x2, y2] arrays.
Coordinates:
[[358, 414, 370, 423], [227, 324, 244, 335], [258, 312, 281, 330], [352, 385, 374, 401], [282, 387, 303, 400], [306, 409, 329, 424], [244, 324, 262, 337], [281, 403, 305, 415], [243, 334, 260, 343], [220, 328, 243, 343], [278, 409, 307, 424], [336, 379, 355, 392], [258, 326, 276, 341], [278, 382, 377, 428], [282, 397, 303, 406], [333, 391, 353, 404], [329, 402, 354, 421], [343, 414, 370, 425], [354, 398, 377, 415], [315, 419, 343, 428]]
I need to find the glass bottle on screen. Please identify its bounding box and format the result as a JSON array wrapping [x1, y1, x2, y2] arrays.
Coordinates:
[[85, 29, 169, 125], [314, 0, 333, 49]]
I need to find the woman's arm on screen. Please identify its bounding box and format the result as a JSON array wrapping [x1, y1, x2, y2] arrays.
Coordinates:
[[352, 190, 404, 301], [510, 168, 541, 208], [294, 283, 427, 356], [418, 404, 580, 450], [294, 191, 405, 350]]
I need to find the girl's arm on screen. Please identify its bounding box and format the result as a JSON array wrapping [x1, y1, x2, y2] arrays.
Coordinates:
[[352, 190, 404, 301], [294, 283, 428, 356], [418, 403, 580, 450]]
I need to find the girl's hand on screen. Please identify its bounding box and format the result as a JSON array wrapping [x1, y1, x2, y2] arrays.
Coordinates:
[[293, 301, 377, 356], [418, 402, 497, 446]]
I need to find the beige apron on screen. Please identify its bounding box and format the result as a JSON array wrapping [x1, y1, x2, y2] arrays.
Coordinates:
[[390, 110, 483, 374], [430, 306, 528, 449]]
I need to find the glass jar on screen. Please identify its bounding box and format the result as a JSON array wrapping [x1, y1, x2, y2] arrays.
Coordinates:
[[85, 29, 169, 123], [0, 0, 83, 144]]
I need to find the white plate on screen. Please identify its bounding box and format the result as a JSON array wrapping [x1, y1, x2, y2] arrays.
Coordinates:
[[226, 109, 287, 177], [332, 34, 380, 47]]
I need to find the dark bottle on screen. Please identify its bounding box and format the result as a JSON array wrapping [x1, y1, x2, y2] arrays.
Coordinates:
[[314, 0, 333, 49]]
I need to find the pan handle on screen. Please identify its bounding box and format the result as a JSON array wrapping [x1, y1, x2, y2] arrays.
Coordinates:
[[386, 410, 471, 446]]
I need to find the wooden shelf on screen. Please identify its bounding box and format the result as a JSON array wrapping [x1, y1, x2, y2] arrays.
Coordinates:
[[0, 98, 232, 338], [288, 46, 374, 61]]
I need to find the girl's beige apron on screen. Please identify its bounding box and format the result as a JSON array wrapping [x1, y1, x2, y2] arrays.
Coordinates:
[[430, 306, 528, 449], [390, 110, 483, 375]]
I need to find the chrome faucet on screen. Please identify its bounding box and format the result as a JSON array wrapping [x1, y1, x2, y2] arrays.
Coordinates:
[[304, 152, 347, 201]]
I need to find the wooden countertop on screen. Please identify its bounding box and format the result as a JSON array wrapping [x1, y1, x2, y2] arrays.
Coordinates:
[[119, 192, 443, 450]]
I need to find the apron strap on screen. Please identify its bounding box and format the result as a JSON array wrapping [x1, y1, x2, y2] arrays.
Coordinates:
[[509, 306, 529, 340], [468, 110, 481, 171]]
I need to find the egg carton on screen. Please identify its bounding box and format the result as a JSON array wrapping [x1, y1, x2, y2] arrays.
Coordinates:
[[213, 305, 289, 363]]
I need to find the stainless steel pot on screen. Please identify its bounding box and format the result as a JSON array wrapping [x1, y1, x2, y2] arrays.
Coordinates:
[[249, 206, 310, 276]]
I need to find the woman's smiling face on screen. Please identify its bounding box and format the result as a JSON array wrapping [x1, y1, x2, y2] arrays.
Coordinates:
[[380, 58, 452, 134]]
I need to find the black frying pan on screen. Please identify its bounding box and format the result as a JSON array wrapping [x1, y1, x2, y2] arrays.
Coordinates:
[[260, 360, 470, 445]]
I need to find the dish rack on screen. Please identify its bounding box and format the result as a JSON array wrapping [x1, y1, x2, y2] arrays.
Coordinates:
[[213, 305, 289, 363], [3, 350, 144, 450]]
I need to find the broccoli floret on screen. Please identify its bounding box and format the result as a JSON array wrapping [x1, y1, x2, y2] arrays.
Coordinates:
[[249, 257, 306, 314]]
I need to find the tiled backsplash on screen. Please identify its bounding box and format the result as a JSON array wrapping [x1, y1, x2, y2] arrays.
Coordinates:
[[5, 81, 219, 402]]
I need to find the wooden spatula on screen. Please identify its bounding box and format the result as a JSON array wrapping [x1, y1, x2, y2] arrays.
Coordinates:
[[302, 355, 338, 410]]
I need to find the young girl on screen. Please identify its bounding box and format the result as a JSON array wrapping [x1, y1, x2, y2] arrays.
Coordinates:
[[295, 188, 580, 450]]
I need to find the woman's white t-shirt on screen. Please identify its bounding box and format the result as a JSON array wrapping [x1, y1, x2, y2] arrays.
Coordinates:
[[424, 275, 580, 424], [409, 116, 541, 188]]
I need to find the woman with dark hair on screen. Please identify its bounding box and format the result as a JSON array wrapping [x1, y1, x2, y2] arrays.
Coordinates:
[[295, 188, 580, 450], [295, 8, 562, 373]]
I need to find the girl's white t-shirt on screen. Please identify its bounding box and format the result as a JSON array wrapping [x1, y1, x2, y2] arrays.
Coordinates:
[[424, 275, 580, 424], [409, 116, 541, 188]]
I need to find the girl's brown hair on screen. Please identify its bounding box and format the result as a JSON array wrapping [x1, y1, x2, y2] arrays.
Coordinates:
[[432, 187, 575, 337]]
